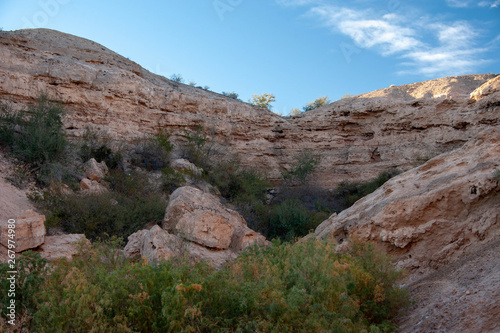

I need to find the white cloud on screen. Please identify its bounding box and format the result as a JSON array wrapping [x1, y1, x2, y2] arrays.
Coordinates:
[[451, 0, 500, 7], [275, 0, 320, 6], [445, 0, 473, 7], [302, 4, 491, 76], [311, 6, 421, 55]]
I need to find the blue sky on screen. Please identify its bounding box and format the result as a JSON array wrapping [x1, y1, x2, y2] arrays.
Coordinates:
[[1, 0, 499, 115]]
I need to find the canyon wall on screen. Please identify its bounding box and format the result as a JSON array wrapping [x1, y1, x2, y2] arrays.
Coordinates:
[[1, 29, 499, 188]]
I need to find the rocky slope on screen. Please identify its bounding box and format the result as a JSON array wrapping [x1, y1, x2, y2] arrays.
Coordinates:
[[311, 128, 500, 332], [1, 29, 499, 188]]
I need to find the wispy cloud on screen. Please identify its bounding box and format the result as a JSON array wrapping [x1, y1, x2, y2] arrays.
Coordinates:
[[283, 2, 492, 77], [449, 0, 500, 7], [445, 0, 473, 7]]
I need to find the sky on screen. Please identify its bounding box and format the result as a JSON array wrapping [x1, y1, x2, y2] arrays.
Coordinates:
[[0, 0, 499, 115]]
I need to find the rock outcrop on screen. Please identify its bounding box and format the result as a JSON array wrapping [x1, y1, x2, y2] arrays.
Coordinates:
[[313, 129, 500, 280], [79, 158, 109, 193], [37, 234, 90, 261], [1, 29, 498, 188], [125, 186, 267, 267], [0, 210, 46, 252]]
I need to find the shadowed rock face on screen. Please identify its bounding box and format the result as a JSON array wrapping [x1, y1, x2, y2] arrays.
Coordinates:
[[0, 29, 499, 189], [313, 128, 500, 281]]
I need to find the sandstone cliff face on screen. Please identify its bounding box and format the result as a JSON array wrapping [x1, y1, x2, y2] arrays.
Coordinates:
[[313, 128, 500, 281], [0, 29, 499, 188]]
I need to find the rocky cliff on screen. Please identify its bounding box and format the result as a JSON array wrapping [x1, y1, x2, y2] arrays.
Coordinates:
[[1, 29, 499, 188]]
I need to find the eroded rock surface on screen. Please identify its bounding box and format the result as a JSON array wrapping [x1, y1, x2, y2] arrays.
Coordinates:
[[0, 210, 46, 252], [314, 129, 500, 280], [37, 234, 90, 261], [0, 29, 498, 188], [125, 186, 267, 267]]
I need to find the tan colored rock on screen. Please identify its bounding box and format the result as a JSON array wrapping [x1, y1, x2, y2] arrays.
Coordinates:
[[314, 129, 500, 280], [0, 210, 46, 252], [83, 158, 108, 182], [37, 234, 90, 261], [124, 225, 237, 268], [80, 178, 107, 194], [470, 75, 500, 101], [124, 226, 178, 262], [125, 186, 267, 267], [171, 158, 203, 176], [164, 187, 238, 249], [0, 30, 497, 189]]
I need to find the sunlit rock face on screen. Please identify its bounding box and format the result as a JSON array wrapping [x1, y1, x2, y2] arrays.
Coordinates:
[[1, 29, 499, 188]]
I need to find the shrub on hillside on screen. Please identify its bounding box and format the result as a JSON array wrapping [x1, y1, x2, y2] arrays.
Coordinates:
[[39, 169, 167, 240], [131, 130, 173, 171], [248, 93, 276, 110], [79, 127, 122, 169], [0, 95, 67, 167], [303, 96, 331, 112], [282, 150, 319, 185], [24, 238, 408, 332], [334, 170, 400, 210], [221, 91, 240, 100]]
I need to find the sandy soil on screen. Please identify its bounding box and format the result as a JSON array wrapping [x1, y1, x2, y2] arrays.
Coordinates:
[[397, 239, 500, 333], [0, 151, 35, 222]]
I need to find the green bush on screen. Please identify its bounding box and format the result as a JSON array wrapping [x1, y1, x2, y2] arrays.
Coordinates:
[[25, 239, 407, 332], [0, 95, 67, 167], [161, 166, 187, 193], [79, 127, 122, 169], [221, 91, 240, 100], [131, 130, 173, 171], [248, 93, 276, 110], [334, 170, 400, 210], [39, 170, 167, 241], [282, 150, 319, 184], [266, 198, 313, 241], [303, 96, 331, 112]]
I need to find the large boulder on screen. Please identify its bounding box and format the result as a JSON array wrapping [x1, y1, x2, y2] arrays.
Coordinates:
[[124, 186, 268, 267], [124, 226, 178, 262], [0, 210, 46, 252], [314, 129, 500, 280], [37, 234, 90, 261], [83, 158, 108, 182], [163, 186, 266, 251], [124, 225, 237, 268]]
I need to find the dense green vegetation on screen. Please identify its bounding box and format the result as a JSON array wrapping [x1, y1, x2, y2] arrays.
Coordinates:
[[0, 95, 67, 168], [0, 96, 410, 331], [1, 239, 408, 332], [333, 171, 401, 209]]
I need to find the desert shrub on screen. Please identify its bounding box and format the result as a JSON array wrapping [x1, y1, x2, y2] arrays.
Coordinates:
[[161, 166, 187, 193], [334, 170, 400, 210], [170, 73, 184, 83], [0, 95, 67, 167], [266, 198, 315, 241], [40, 169, 166, 240], [282, 150, 319, 185], [221, 91, 240, 100], [29, 238, 407, 332], [79, 127, 122, 169], [303, 96, 331, 112], [36, 160, 82, 188], [182, 125, 217, 170], [248, 93, 276, 110], [131, 130, 173, 171], [0, 251, 48, 330], [290, 107, 301, 116]]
